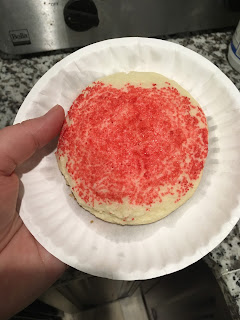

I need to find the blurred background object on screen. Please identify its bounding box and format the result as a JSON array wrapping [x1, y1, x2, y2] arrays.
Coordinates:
[[0, 0, 240, 56], [228, 20, 240, 72]]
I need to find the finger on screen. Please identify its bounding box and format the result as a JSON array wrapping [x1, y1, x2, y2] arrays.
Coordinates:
[[0, 105, 65, 176], [0, 105, 65, 248]]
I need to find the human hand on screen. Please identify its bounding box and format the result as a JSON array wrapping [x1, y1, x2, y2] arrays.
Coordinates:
[[0, 105, 67, 319]]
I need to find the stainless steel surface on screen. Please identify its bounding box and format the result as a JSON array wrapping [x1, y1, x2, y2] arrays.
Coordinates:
[[53, 276, 141, 310], [0, 0, 239, 55], [60, 288, 149, 320], [37, 261, 232, 319]]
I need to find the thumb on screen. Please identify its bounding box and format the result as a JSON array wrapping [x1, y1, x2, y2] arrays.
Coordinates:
[[0, 105, 65, 249], [0, 105, 65, 176]]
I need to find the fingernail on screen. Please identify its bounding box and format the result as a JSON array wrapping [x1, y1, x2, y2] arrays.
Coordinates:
[[50, 104, 61, 112], [45, 105, 62, 116]]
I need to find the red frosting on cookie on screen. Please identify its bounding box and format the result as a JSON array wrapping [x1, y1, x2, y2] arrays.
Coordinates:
[[57, 81, 208, 207]]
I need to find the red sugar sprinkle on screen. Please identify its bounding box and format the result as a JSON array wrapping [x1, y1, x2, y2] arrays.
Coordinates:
[[57, 81, 208, 207]]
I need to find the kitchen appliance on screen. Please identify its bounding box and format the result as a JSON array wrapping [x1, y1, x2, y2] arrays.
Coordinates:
[[0, 0, 239, 55]]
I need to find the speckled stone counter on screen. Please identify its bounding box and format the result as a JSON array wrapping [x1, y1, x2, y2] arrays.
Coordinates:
[[1, 29, 240, 319]]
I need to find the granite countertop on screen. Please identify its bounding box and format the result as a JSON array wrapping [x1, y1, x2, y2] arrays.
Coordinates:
[[1, 29, 240, 319]]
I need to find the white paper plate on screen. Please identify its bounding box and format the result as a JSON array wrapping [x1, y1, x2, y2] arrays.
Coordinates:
[[15, 38, 240, 280]]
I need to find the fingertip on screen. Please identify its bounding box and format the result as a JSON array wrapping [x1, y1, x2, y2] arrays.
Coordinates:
[[57, 105, 66, 121], [43, 105, 65, 130], [0, 105, 66, 176], [54, 104, 65, 114], [47, 105, 65, 118]]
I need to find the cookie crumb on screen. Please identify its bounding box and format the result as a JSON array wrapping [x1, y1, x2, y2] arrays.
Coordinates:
[[69, 193, 77, 201]]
